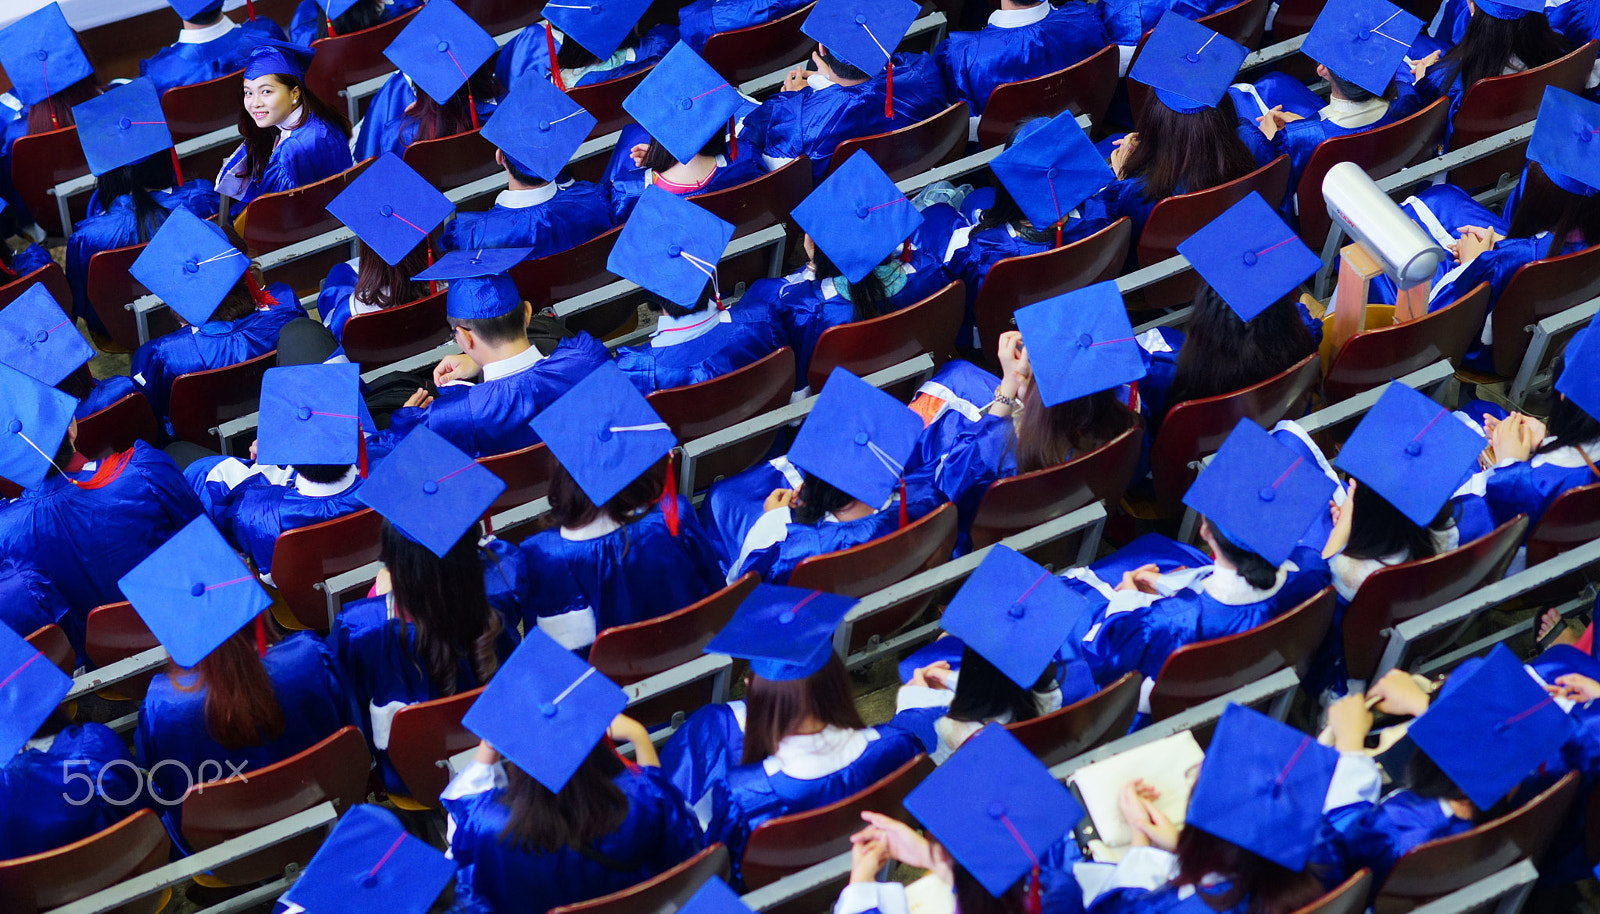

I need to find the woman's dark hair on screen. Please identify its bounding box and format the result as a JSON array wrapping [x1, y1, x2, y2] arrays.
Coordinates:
[[819, 45, 867, 81], [547, 458, 666, 529], [94, 152, 177, 240], [1122, 94, 1258, 202], [353, 240, 430, 312], [811, 242, 894, 322], [1538, 390, 1600, 455], [1342, 479, 1448, 563], [953, 863, 1028, 914], [206, 272, 263, 324], [294, 463, 351, 484], [1165, 288, 1315, 415], [57, 364, 96, 402], [1402, 748, 1515, 823], [973, 180, 1055, 245], [1506, 161, 1600, 259], [1013, 384, 1137, 474], [27, 77, 100, 135], [1172, 825, 1326, 914], [946, 646, 1049, 725], [174, 614, 286, 749], [743, 653, 865, 763], [1434, 10, 1569, 100], [402, 60, 501, 143], [236, 74, 353, 185], [379, 519, 501, 697], [555, 32, 603, 70], [498, 742, 629, 851], [312, 0, 384, 40], [642, 284, 713, 319], [793, 472, 857, 525], [638, 130, 728, 172], [1205, 520, 1280, 590]]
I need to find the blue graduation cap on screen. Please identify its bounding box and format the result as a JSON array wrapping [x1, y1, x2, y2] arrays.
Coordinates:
[[0, 363, 78, 490], [1528, 87, 1600, 198], [315, 0, 364, 21], [383, 0, 498, 104], [940, 545, 1089, 689], [791, 150, 922, 284], [244, 38, 315, 81], [990, 112, 1115, 232], [72, 78, 174, 177], [281, 805, 456, 914], [414, 249, 532, 320], [1556, 322, 1600, 420], [118, 516, 273, 668], [801, 0, 920, 79], [0, 283, 92, 386], [256, 363, 365, 468], [1186, 704, 1339, 871], [606, 185, 735, 308], [1012, 282, 1145, 407], [480, 74, 597, 182], [130, 208, 251, 326], [704, 584, 857, 680], [356, 426, 506, 558], [1473, 0, 1542, 19], [1178, 192, 1321, 322], [462, 628, 628, 791], [1333, 382, 1485, 528], [1409, 644, 1575, 810], [530, 363, 676, 507], [327, 153, 453, 267], [1129, 12, 1247, 113], [786, 367, 922, 509], [676, 878, 754, 914], [542, 0, 653, 60], [623, 43, 743, 165], [1182, 418, 1337, 567], [1301, 0, 1422, 97], [0, 3, 94, 107], [166, 0, 226, 22], [0, 621, 72, 761], [904, 724, 1084, 898]]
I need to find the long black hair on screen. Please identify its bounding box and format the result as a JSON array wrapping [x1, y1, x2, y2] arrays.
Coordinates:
[[1434, 8, 1569, 97], [1506, 161, 1600, 258], [93, 152, 177, 241], [1122, 93, 1258, 202], [811, 243, 895, 322], [1206, 520, 1281, 590], [973, 181, 1055, 244], [378, 520, 501, 697], [1165, 288, 1315, 415], [1341, 480, 1449, 563], [793, 473, 857, 525], [945, 647, 1049, 725]]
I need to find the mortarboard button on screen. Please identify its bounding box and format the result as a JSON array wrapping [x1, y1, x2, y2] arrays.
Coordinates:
[[35, 49, 46, 60], [669, 244, 683, 257], [422, 481, 438, 494], [1258, 487, 1275, 502], [791, 150, 924, 284], [297, 407, 312, 420], [538, 120, 550, 131], [190, 582, 205, 597], [1356, 29, 1371, 39], [183, 260, 198, 273], [855, 12, 866, 21], [1077, 333, 1092, 347], [379, 205, 393, 217], [437, 40, 448, 51], [778, 609, 795, 623], [854, 433, 868, 445], [6, 421, 18, 433], [529, 364, 679, 507], [1243, 251, 1258, 266], [118, 117, 131, 129], [1184, 51, 1199, 62], [596, 428, 611, 441], [1405, 441, 1422, 456], [541, 702, 558, 716], [987, 801, 1006, 818], [677, 96, 693, 110], [855, 205, 870, 219], [1007, 602, 1025, 619], [31, 331, 46, 344]]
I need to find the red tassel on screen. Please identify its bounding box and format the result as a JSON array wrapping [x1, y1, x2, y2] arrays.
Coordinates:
[[1054, 224, 1062, 249], [1126, 380, 1139, 412], [1024, 867, 1041, 914], [727, 117, 737, 159], [899, 241, 912, 264], [425, 242, 437, 296], [897, 478, 908, 529], [467, 89, 480, 131], [244, 0, 257, 20], [245, 272, 274, 308], [325, 17, 337, 38], [169, 147, 185, 186], [662, 453, 680, 537], [884, 59, 894, 119], [546, 24, 566, 92], [606, 734, 641, 773], [357, 425, 369, 478], [254, 615, 267, 659]]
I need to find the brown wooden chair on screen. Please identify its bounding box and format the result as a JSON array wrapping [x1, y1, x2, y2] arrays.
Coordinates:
[[25, 624, 74, 677], [478, 441, 557, 521], [72, 392, 160, 461], [167, 349, 277, 449], [1525, 482, 1600, 566], [386, 686, 485, 810], [84, 601, 161, 701], [458, 0, 543, 34], [807, 281, 963, 392], [547, 845, 733, 914], [181, 725, 371, 887], [692, 157, 812, 239], [1005, 671, 1142, 766], [0, 263, 72, 313], [569, 67, 655, 139], [1135, 352, 1322, 518], [507, 225, 632, 338], [85, 242, 171, 351], [403, 128, 502, 190], [244, 158, 375, 295], [1469, 241, 1600, 381], [975, 45, 1121, 148], [740, 754, 934, 890], [161, 68, 246, 181], [789, 503, 959, 654], [825, 103, 971, 182], [9, 126, 88, 236], [647, 348, 796, 491], [1343, 515, 1529, 683], [1149, 587, 1336, 720], [1323, 282, 1490, 402], [0, 809, 170, 914], [589, 574, 761, 727], [1446, 41, 1598, 190], [1133, 156, 1292, 311], [269, 508, 385, 631], [1373, 771, 1579, 914], [701, 3, 817, 84], [1295, 98, 1451, 251], [1293, 869, 1373, 914], [303, 7, 421, 119], [339, 288, 452, 370], [971, 217, 1133, 358]]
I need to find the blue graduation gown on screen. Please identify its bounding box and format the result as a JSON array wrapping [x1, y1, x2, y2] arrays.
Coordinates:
[[8, 242, 51, 276], [901, 361, 1014, 553], [314, 262, 361, 342], [198, 472, 368, 575], [76, 375, 142, 422], [733, 509, 899, 584], [220, 115, 353, 207], [701, 459, 794, 567], [130, 283, 307, 425], [678, 0, 813, 50], [1089, 882, 1249, 914], [373, 334, 610, 458], [135, 632, 360, 847], [0, 724, 149, 859], [1098, 0, 1237, 47], [613, 303, 788, 394], [444, 763, 705, 914], [0, 443, 203, 657], [66, 182, 221, 328], [934, 3, 1109, 115], [517, 496, 725, 647], [139, 18, 288, 95], [494, 24, 678, 94], [351, 72, 499, 162], [440, 180, 616, 256], [1479, 452, 1599, 530], [601, 124, 767, 224], [0, 556, 70, 637], [1235, 72, 1423, 188], [741, 52, 949, 180], [1311, 790, 1474, 890], [659, 702, 746, 814]]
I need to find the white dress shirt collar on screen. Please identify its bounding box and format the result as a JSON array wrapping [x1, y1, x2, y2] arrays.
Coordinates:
[[987, 3, 1050, 27], [177, 18, 239, 44], [481, 343, 545, 381]]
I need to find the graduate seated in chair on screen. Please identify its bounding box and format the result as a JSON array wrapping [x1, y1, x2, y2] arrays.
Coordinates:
[[607, 187, 787, 395], [214, 40, 353, 208], [0, 371, 203, 662], [371, 251, 610, 458], [444, 633, 703, 914], [128, 209, 307, 430], [934, 0, 1108, 124], [602, 44, 766, 224], [1099, 0, 1237, 76], [288, 0, 421, 46], [0, 5, 100, 240], [141, 0, 287, 95], [0, 286, 140, 432], [519, 367, 724, 652], [440, 76, 616, 257], [495, 1, 676, 94], [678, 0, 811, 51], [1409, 0, 1579, 135], [740, 0, 948, 179]]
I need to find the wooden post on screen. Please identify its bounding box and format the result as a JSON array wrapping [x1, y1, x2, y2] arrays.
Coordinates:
[[1327, 242, 1385, 365]]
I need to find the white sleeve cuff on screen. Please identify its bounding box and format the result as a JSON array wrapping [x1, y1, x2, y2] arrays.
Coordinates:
[[836, 882, 909, 914], [440, 759, 506, 802], [896, 684, 956, 713], [1094, 846, 1178, 901], [1324, 753, 1383, 811], [1117, 45, 1136, 76]]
